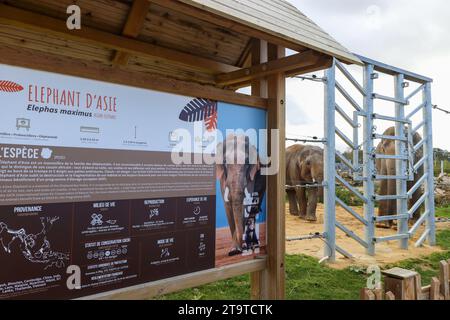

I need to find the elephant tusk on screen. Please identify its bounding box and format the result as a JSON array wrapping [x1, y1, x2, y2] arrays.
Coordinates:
[[312, 178, 317, 183], [244, 187, 251, 199], [224, 186, 230, 202]]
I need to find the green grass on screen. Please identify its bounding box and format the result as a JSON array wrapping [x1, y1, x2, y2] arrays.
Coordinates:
[[158, 229, 450, 300], [436, 206, 450, 218]]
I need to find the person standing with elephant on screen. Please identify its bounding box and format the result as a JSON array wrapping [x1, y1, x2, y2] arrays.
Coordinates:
[[285, 144, 324, 222]]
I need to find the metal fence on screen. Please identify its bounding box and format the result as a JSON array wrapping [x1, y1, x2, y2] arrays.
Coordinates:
[[320, 55, 436, 262]]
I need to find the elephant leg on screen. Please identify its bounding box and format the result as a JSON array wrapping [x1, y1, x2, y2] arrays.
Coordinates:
[[306, 188, 318, 222], [409, 182, 423, 223], [376, 160, 391, 228], [224, 203, 238, 251], [232, 202, 245, 251], [287, 189, 299, 216], [296, 187, 307, 219], [386, 179, 397, 228]]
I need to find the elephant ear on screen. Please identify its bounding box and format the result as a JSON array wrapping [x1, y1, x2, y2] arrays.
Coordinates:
[[248, 144, 260, 181]]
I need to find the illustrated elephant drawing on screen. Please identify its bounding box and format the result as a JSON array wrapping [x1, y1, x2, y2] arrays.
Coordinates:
[[376, 126, 424, 228], [216, 134, 266, 256], [285, 144, 324, 222]]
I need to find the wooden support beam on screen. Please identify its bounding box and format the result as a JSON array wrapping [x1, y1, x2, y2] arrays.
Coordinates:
[[263, 43, 286, 300], [439, 260, 449, 299], [227, 56, 332, 90], [250, 38, 268, 300], [80, 258, 267, 300], [0, 4, 239, 74], [216, 50, 319, 86], [0, 45, 267, 109], [113, 0, 152, 65], [149, 0, 308, 54]]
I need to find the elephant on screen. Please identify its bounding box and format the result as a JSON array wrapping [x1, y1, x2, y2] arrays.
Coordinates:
[[216, 134, 266, 256], [285, 144, 324, 222], [376, 126, 424, 228]]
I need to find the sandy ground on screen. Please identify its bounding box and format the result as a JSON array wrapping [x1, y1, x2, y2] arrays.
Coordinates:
[[215, 224, 266, 268], [286, 203, 450, 269]]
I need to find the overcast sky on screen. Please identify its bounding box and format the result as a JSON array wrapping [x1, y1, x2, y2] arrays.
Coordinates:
[[285, 0, 450, 152]]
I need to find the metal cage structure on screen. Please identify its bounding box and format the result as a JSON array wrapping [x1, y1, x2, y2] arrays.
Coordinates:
[[322, 55, 436, 262]]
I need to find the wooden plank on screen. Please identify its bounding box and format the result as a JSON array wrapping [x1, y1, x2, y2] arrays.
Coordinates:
[[79, 258, 267, 300], [216, 50, 319, 86], [0, 45, 267, 109], [439, 260, 449, 299], [414, 274, 423, 300], [249, 39, 268, 300], [149, 0, 308, 53], [262, 43, 286, 300], [430, 277, 440, 300], [0, 4, 239, 74], [385, 291, 396, 300], [373, 288, 383, 300], [175, 0, 360, 64], [113, 0, 152, 65]]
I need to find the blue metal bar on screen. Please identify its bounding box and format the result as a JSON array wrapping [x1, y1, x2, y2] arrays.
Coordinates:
[[335, 59, 366, 96], [373, 113, 411, 124], [336, 221, 368, 248], [415, 229, 430, 248], [375, 214, 409, 222], [395, 73, 409, 250], [335, 103, 358, 128], [336, 174, 368, 203], [405, 84, 425, 101], [336, 197, 368, 226], [374, 234, 409, 243], [423, 82, 436, 245], [354, 54, 433, 84], [409, 210, 430, 236], [323, 61, 337, 262], [373, 93, 408, 105], [335, 81, 362, 112]]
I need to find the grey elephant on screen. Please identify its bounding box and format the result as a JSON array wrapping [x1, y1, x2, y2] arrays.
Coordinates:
[[216, 134, 266, 256], [376, 126, 424, 228], [286, 144, 324, 222]]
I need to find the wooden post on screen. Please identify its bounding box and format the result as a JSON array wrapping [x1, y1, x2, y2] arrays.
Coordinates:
[[439, 260, 449, 299], [250, 38, 269, 300], [382, 268, 418, 300], [385, 291, 396, 300], [259, 42, 286, 300], [430, 277, 441, 300]]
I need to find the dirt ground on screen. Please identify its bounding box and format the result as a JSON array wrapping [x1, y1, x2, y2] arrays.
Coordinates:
[[286, 204, 450, 269]]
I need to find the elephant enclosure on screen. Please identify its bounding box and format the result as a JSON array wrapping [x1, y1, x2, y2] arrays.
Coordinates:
[[286, 204, 449, 269]]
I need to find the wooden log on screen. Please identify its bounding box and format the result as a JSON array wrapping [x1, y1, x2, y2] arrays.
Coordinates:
[[385, 291, 396, 300], [430, 277, 441, 300], [262, 43, 286, 300], [113, 0, 152, 65], [216, 50, 320, 86], [373, 288, 383, 300], [0, 4, 239, 74], [0, 45, 268, 109], [440, 260, 449, 299], [414, 273, 423, 300], [383, 268, 418, 300], [360, 288, 375, 300]]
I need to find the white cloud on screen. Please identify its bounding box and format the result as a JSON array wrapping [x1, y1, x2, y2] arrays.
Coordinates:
[[286, 0, 450, 151]]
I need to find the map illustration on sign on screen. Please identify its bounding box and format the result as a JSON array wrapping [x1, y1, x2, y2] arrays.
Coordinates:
[[0, 217, 69, 270]]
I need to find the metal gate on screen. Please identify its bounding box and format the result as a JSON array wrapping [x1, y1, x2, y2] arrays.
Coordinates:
[[323, 55, 436, 262]]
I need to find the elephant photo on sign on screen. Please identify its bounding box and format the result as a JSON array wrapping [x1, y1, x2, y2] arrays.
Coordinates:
[[216, 134, 266, 256], [376, 126, 424, 228], [286, 144, 324, 222]]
